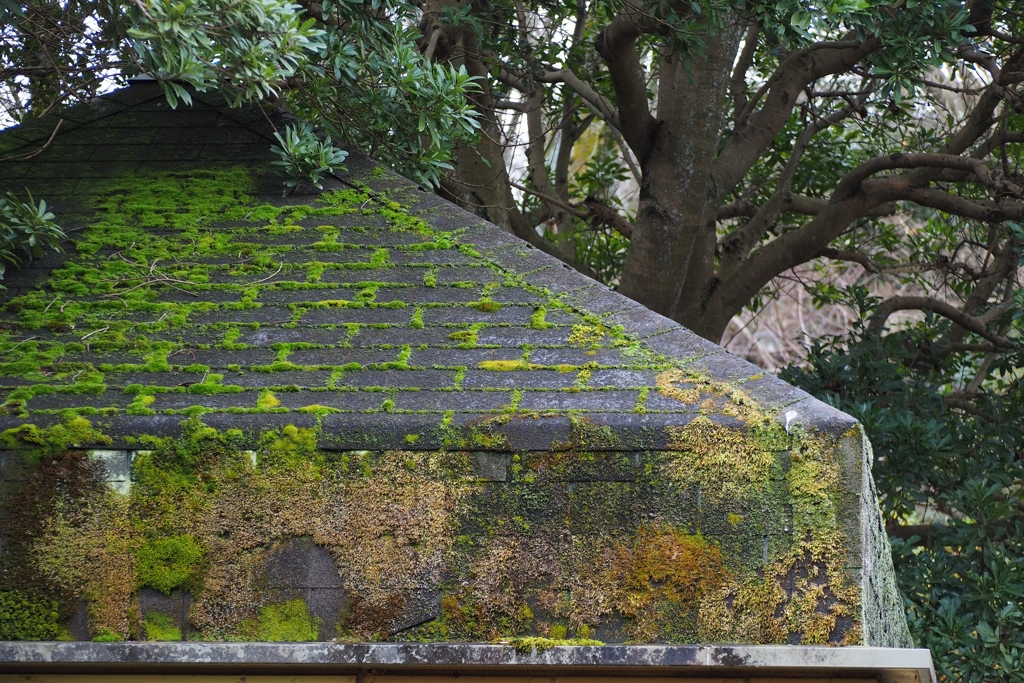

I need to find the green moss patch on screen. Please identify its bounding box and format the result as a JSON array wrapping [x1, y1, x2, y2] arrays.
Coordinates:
[[135, 535, 205, 595], [143, 611, 182, 641], [0, 591, 64, 640], [242, 599, 318, 641]]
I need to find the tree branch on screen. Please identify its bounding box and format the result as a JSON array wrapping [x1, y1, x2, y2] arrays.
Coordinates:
[[941, 238, 1019, 345], [730, 23, 759, 125], [510, 180, 587, 220], [493, 99, 529, 112], [582, 197, 634, 238], [594, 9, 657, 159], [901, 186, 1024, 222], [867, 295, 1015, 348], [509, 180, 635, 240], [719, 101, 863, 278], [712, 193, 875, 317], [833, 152, 1022, 201], [717, 194, 895, 219], [0, 66, 55, 80], [818, 248, 964, 276], [536, 69, 620, 131], [524, 88, 574, 235], [714, 35, 879, 197], [957, 44, 1000, 79]]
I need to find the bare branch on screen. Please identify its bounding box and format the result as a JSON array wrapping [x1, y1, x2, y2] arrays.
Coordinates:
[[867, 295, 1015, 348], [964, 354, 998, 394], [510, 180, 635, 240], [941, 238, 1020, 345], [714, 35, 879, 197], [717, 198, 758, 220], [582, 197, 634, 238], [833, 152, 1022, 201], [607, 124, 641, 185], [958, 44, 1000, 79], [719, 101, 863, 278], [818, 248, 960, 276], [901, 186, 1024, 222], [0, 118, 64, 162], [0, 66, 54, 79], [493, 99, 529, 112], [509, 180, 587, 220], [973, 128, 1024, 160], [524, 88, 574, 235], [730, 23, 759, 125], [818, 247, 881, 273], [718, 194, 895, 219], [536, 69, 620, 131], [594, 10, 657, 159]]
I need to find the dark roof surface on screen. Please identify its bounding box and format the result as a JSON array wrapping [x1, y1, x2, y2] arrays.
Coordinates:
[[0, 81, 817, 451]]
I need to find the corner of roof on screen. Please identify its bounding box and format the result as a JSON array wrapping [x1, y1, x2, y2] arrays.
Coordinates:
[[335, 152, 862, 444], [636, 318, 862, 440]]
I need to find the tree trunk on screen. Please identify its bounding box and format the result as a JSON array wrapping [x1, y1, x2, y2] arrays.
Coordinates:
[[419, 0, 527, 235], [617, 28, 742, 342]]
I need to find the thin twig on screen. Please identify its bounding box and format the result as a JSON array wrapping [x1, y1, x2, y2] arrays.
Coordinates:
[[248, 262, 284, 285], [5, 336, 38, 352], [80, 326, 109, 341], [0, 119, 64, 162]]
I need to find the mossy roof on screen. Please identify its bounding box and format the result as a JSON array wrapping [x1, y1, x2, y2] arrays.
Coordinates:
[[0, 81, 915, 649], [0, 80, 831, 451]]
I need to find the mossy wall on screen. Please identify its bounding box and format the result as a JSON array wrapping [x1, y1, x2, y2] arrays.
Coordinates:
[[0, 414, 862, 645]]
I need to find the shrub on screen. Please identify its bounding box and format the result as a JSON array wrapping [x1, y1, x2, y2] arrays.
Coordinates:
[[0, 191, 64, 281], [783, 321, 1024, 681]]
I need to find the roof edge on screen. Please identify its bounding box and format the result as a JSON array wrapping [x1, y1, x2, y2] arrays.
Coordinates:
[[384, 173, 860, 441], [0, 642, 935, 683]]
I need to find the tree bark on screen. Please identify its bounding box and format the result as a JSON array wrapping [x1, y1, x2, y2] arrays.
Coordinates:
[[419, 0, 527, 236], [615, 23, 743, 340]]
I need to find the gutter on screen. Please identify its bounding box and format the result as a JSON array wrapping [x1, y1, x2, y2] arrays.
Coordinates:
[[0, 643, 935, 683]]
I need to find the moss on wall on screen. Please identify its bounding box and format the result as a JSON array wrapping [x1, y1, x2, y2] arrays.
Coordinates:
[[0, 410, 863, 644], [0, 590, 65, 640], [142, 611, 182, 641], [239, 599, 318, 642], [135, 535, 204, 595]]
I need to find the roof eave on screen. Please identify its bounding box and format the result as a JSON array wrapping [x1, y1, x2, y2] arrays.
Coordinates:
[[0, 642, 936, 683]]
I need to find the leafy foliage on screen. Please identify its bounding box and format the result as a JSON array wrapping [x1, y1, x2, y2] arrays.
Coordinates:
[[0, 191, 64, 280], [119, 0, 324, 107], [783, 308, 1024, 681], [271, 122, 348, 192], [2, 0, 479, 186]]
